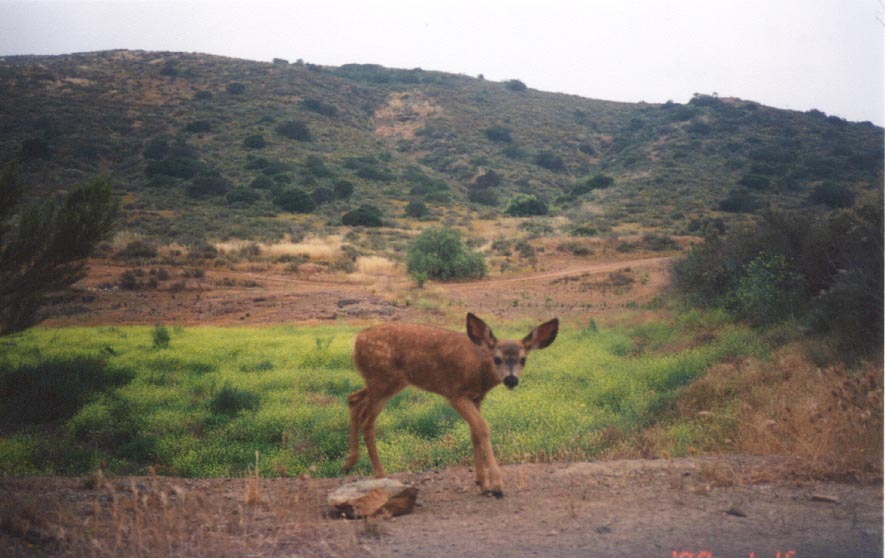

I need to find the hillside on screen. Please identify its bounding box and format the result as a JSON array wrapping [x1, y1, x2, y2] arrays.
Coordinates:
[[0, 50, 881, 245]]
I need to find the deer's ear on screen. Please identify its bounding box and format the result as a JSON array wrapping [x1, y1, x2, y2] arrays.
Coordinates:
[[466, 313, 497, 349], [523, 318, 559, 351]]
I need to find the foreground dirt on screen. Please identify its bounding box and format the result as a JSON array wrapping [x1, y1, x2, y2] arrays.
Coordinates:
[[2, 456, 881, 557]]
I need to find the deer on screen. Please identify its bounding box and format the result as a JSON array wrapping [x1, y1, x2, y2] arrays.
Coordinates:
[[343, 313, 559, 498]]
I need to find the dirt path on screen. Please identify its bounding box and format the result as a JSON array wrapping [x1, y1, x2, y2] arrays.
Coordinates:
[[3, 456, 881, 557]]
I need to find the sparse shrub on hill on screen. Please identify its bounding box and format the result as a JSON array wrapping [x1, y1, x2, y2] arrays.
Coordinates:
[[273, 187, 315, 213], [572, 174, 614, 196], [299, 97, 338, 117], [505, 79, 527, 92], [242, 134, 266, 149], [333, 180, 354, 200], [533, 151, 565, 172], [405, 199, 428, 218], [484, 125, 512, 143], [341, 204, 383, 227], [406, 227, 486, 282], [225, 82, 246, 95], [275, 120, 312, 142], [505, 194, 549, 216], [310, 186, 335, 205], [186, 172, 232, 198]]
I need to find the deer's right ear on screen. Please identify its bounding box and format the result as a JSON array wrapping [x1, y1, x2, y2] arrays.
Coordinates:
[[466, 312, 497, 349]]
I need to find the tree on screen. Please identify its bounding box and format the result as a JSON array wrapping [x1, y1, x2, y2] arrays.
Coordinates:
[[406, 227, 486, 282], [1, 164, 118, 334], [505, 194, 548, 216]]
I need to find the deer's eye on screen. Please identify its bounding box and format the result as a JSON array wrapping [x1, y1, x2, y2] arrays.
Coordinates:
[[493, 356, 503, 365], [519, 357, 526, 366]]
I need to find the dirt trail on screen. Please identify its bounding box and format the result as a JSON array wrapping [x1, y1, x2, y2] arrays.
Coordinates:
[[3, 456, 880, 557]]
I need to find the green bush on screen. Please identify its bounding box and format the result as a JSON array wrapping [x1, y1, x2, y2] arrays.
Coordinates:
[[311, 187, 335, 205], [728, 253, 803, 324], [505, 194, 548, 216], [333, 180, 355, 200], [226, 187, 261, 205], [275, 120, 312, 141], [533, 151, 565, 172], [406, 227, 486, 281], [225, 82, 246, 95], [209, 382, 259, 416], [183, 120, 212, 134], [342, 204, 383, 227], [152, 323, 171, 349], [273, 187, 316, 213], [505, 79, 527, 91], [484, 126, 512, 143], [250, 175, 273, 189], [405, 199, 428, 218], [242, 134, 266, 149], [299, 98, 338, 117], [573, 174, 614, 196], [186, 172, 232, 198]]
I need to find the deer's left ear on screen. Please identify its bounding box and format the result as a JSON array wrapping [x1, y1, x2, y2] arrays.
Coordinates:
[[466, 312, 497, 349], [522, 318, 559, 351]]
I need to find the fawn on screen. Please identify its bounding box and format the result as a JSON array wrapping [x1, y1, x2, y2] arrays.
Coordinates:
[[343, 313, 559, 497]]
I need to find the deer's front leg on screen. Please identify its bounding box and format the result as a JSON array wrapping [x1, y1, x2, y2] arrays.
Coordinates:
[[450, 397, 504, 498]]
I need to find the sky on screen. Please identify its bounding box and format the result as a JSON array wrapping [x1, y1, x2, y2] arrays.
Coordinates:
[[1, 0, 883, 126]]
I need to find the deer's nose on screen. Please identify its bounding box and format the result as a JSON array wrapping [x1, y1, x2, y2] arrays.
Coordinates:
[[503, 375, 519, 389]]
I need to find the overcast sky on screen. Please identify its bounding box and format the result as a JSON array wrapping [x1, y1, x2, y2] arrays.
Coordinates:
[[1, 0, 883, 126]]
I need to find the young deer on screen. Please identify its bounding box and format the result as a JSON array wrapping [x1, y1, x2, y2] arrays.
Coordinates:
[[343, 313, 559, 498]]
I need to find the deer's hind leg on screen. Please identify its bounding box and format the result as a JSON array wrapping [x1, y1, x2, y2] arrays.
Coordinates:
[[343, 388, 368, 473]]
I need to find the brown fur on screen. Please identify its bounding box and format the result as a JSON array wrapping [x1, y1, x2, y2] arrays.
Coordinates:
[[343, 313, 559, 497]]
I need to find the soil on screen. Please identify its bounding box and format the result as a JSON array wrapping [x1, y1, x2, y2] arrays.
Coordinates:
[[2, 456, 881, 557]]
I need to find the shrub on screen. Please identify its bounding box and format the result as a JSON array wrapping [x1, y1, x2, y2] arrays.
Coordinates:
[[468, 189, 498, 206], [505, 79, 527, 91], [143, 137, 169, 160], [186, 172, 232, 198], [342, 204, 383, 227], [729, 253, 803, 324], [473, 169, 501, 189], [718, 188, 760, 213], [505, 194, 548, 216], [405, 199, 428, 218], [573, 174, 614, 196], [304, 155, 333, 178], [809, 183, 855, 208], [183, 120, 212, 134], [250, 174, 274, 189], [311, 187, 335, 204], [242, 134, 266, 149], [275, 120, 312, 141], [273, 187, 316, 213], [226, 187, 261, 205], [209, 382, 259, 416], [406, 227, 487, 282], [484, 126, 512, 143], [226, 82, 246, 95], [116, 240, 158, 260], [193, 90, 213, 101], [299, 98, 338, 117], [737, 173, 770, 190], [533, 151, 565, 172], [333, 180, 355, 200], [152, 323, 171, 349]]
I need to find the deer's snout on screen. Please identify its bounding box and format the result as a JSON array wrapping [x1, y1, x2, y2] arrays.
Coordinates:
[[503, 375, 519, 389]]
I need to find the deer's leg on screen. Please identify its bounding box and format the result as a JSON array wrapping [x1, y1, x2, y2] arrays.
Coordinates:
[[468, 398, 488, 488], [343, 388, 368, 473], [360, 382, 405, 478], [449, 397, 504, 498]]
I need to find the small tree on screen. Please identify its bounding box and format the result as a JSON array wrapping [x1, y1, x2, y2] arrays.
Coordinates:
[[1, 164, 118, 334], [505, 194, 548, 216], [406, 227, 486, 282], [273, 187, 316, 213], [342, 205, 383, 227], [275, 120, 312, 141]]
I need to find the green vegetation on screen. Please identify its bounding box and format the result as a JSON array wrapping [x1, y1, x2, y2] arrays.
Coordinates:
[[406, 227, 486, 282], [0, 164, 118, 334], [673, 196, 883, 358], [0, 317, 768, 477]]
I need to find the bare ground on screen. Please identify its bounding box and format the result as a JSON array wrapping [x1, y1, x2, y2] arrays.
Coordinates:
[[2, 456, 881, 557]]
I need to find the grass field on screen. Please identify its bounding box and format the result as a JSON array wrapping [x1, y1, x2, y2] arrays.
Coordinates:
[[0, 314, 769, 478]]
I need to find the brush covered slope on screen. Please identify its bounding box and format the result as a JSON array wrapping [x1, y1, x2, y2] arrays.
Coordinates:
[[0, 50, 881, 244]]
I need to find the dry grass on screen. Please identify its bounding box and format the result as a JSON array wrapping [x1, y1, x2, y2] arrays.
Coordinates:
[[1, 474, 370, 558], [662, 345, 882, 481], [216, 236, 346, 263]]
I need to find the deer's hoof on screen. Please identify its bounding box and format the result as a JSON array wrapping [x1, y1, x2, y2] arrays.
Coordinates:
[[482, 489, 504, 499]]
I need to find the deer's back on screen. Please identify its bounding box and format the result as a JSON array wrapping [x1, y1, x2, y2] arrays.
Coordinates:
[[353, 323, 494, 398]]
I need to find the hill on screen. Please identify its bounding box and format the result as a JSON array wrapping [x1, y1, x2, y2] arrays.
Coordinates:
[[0, 50, 881, 245]]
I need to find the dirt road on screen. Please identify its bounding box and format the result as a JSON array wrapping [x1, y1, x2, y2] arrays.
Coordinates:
[[3, 456, 880, 557]]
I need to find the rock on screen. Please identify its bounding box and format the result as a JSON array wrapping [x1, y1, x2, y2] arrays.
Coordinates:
[[327, 479, 418, 518]]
